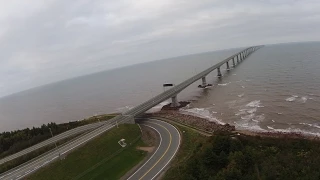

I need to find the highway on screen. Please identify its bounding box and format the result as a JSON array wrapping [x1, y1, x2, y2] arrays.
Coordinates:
[[128, 118, 180, 180], [0, 121, 107, 165], [0, 46, 262, 179], [0, 123, 117, 180]]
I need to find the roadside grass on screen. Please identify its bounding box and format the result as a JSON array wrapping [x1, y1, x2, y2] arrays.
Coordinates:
[[26, 124, 147, 180], [163, 125, 208, 180]]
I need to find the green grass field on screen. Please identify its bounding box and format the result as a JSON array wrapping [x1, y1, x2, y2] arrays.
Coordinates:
[[27, 124, 147, 180]]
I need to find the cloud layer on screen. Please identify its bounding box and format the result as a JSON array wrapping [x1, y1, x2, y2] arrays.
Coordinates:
[[1, 0, 320, 97]]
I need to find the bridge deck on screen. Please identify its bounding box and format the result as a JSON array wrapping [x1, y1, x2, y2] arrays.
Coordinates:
[[122, 46, 263, 118]]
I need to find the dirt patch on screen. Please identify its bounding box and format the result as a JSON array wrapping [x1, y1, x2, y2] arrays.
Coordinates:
[[140, 125, 158, 146], [136, 146, 155, 153]]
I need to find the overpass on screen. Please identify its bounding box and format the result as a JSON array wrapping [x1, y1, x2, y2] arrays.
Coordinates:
[[0, 45, 263, 180]]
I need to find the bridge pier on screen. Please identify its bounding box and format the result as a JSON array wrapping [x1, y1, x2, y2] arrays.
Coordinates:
[[202, 76, 207, 86], [171, 95, 180, 107], [237, 55, 240, 63], [232, 58, 236, 67], [226, 61, 230, 70], [217, 67, 222, 77]]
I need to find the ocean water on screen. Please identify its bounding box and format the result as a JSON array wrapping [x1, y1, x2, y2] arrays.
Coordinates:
[[1, 42, 320, 136]]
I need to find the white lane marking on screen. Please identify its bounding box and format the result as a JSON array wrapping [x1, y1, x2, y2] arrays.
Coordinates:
[[25, 170, 31, 174], [127, 124, 163, 180], [17, 168, 37, 180], [148, 119, 181, 180], [61, 125, 115, 155], [137, 124, 143, 134], [2, 124, 115, 180]]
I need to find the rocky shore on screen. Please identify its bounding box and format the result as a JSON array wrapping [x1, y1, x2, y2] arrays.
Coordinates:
[[149, 110, 235, 132], [146, 110, 320, 141]]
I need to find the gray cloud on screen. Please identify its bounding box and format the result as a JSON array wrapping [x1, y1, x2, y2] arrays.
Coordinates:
[[0, 0, 320, 97]]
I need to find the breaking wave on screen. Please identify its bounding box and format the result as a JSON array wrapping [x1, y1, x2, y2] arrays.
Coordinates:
[[179, 107, 224, 125], [285, 95, 298, 102]]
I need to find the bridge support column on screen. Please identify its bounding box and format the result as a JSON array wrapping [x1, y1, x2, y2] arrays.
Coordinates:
[[171, 95, 180, 107], [237, 55, 240, 63], [232, 58, 236, 67], [202, 76, 207, 87], [217, 67, 222, 77], [226, 61, 230, 70]]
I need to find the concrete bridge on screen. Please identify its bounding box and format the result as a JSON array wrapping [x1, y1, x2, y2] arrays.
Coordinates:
[[120, 45, 264, 123]]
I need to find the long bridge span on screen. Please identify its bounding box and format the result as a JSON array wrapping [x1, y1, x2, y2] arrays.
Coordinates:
[[121, 45, 263, 120], [0, 45, 263, 180]]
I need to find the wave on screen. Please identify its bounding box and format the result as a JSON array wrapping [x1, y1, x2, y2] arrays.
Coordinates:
[[238, 93, 244, 98], [246, 100, 264, 108], [179, 108, 224, 125], [299, 123, 320, 129], [218, 82, 231, 86], [267, 126, 275, 130], [266, 127, 320, 137], [147, 101, 170, 113], [285, 95, 298, 102], [116, 106, 134, 112], [298, 96, 308, 103]]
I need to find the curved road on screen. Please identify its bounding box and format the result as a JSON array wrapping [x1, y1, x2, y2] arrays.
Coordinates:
[[128, 118, 181, 180]]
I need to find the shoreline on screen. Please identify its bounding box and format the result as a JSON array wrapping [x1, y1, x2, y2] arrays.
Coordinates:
[[149, 110, 320, 141]]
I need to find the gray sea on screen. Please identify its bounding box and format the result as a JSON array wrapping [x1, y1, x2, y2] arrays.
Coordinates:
[[1, 42, 320, 136]]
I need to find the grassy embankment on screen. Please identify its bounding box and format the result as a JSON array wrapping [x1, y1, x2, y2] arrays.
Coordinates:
[[0, 114, 117, 174], [163, 125, 209, 180], [26, 124, 147, 180]]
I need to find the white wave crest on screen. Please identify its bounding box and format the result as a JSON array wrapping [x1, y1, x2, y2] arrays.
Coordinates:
[[116, 106, 134, 112], [286, 95, 298, 102], [298, 96, 308, 103], [238, 93, 244, 98], [246, 100, 264, 108], [147, 101, 170, 113], [179, 108, 224, 124], [267, 126, 275, 130], [299, 123, 320, 129], [218, 82, 231, 86]]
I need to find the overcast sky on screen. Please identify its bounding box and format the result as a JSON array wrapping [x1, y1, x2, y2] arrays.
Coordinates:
[[0, 0, 320, 97]]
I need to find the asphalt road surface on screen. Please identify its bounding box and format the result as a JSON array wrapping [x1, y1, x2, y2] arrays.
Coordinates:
[[0, 122, 117, 180], [0, 121, 106, 165], [127, 118, 181, 180]]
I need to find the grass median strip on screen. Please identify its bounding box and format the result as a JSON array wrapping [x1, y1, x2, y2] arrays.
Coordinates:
[[26, 124, 147, 180]]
